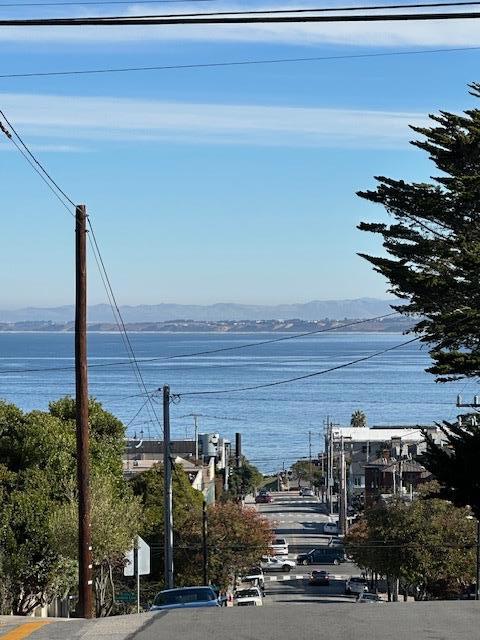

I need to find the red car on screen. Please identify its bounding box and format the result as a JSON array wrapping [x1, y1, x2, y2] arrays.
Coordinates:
[[255, 493, 272, 503]]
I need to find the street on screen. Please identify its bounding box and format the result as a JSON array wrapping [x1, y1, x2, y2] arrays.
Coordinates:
[[2, 489, 477, 639], [254, 491, 359, 604]]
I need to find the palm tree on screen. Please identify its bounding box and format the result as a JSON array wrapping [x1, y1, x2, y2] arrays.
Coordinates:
[[350, 410, 367, 429]]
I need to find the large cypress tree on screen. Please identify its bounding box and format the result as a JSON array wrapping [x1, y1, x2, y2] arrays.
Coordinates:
[[357, 83, 480, 381]]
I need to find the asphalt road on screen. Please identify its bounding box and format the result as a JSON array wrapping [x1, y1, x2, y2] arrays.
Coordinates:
[[8, 492, 479, 639], [254, 491, 360, 604], [130, 602, 480, 640], [17, 602, 480, 640], [256, 492, 333, 554]]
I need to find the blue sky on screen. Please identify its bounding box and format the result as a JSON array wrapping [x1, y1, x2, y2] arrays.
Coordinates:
[[1, 2, 479, 307]]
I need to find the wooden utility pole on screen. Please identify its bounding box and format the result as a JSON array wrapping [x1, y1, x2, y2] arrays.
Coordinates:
[[194, 414, 199, 461], [339, 435, 347, 536], [163, 385, 174, 589], [476, 519, 480, 601], [308, 430, 313, 487], [202, 499, 208, 585], [75, 204, 93, 618], [235, 432, 242, 468]]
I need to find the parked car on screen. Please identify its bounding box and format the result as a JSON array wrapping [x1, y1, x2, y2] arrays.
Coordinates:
[[345, 576, 368, 595], [296, 547, 346, 566], [260, 556, 296, 572], [270, 537, 289, 556], [323, 522, 339, 535], [150, 587, 221, 610], [235, 587, 263, 607], [309, 570, 331, 586], [240, 566, 265, 588], [255, 493, 272, 504], [356, 592, 384, 603]]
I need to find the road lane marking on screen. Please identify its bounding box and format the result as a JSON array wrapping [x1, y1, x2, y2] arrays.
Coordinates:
[[1, 621, 50, 640], [264, 574, 350, 582]]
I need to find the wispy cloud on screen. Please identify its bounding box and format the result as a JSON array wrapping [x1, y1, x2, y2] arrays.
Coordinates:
[[0, 141, 90, 152], [0, 92, 429, 149]]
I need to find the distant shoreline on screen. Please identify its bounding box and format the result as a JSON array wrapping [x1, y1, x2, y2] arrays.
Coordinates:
[[0, 317, 412, 334]]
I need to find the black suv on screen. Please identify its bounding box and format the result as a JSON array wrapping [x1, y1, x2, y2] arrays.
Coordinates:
[[296, 547, 346, 566]]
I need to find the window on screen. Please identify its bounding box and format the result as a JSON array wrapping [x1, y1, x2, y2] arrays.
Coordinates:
[[154, 588, 215, 606]]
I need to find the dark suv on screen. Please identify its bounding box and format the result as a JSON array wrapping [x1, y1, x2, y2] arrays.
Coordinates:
[[297, 547, 346, 566]]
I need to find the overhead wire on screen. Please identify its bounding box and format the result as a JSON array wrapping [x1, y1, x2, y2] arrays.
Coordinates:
[[0, 312, 402, 375], [0, 109, 76, 209], [125, 394, 155, 427], [0, 106, 162, 437], [87, 218, 162, 435], [86, 227, 159, 435], [3, 9, 480, 24], [0, 114, 74, 217], [1, 46, 480, 80], [174, 335, 422, 396]]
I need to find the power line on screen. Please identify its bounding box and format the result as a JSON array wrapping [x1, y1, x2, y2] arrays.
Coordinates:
[[0, 312, 400, 375], [175, 336, 422, 397], [87, 235, 157, 436], [2, 46, 480, 80], [0, 114, 74, 217], [3, 9, 480, 25], [88, 218, 162, 435], [0, 106, 163, 437], [125, 395, 153, 427], [0, 109, 76, 209]]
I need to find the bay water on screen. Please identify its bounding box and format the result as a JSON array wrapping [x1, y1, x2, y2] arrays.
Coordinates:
[[0, 332, 470, 473]]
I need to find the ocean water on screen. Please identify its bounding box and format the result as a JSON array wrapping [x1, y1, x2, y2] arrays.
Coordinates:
[[0, 331, 471, 472]]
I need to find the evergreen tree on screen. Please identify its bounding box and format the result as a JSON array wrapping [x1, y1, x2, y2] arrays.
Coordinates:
[[357, 83, 480, 381], [421, 416, 480, 520]]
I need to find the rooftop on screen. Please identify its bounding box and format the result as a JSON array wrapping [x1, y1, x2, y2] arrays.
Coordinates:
[[330, 427, 432, 442]]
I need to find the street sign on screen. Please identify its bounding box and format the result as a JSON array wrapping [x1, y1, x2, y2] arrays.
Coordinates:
[[117, 592, 136, 603], [124, 535, 150, 577]]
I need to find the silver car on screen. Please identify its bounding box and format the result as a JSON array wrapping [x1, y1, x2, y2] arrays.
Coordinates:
[[150, 586, 221, 610], [356, 592, 384, 603]]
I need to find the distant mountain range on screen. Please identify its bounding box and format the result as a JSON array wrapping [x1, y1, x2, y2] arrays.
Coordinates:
[[0, 298, 399, 323]]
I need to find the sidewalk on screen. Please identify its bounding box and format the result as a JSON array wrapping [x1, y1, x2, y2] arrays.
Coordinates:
[[0, 617, 67, 639], [0, 613, 153, 640]]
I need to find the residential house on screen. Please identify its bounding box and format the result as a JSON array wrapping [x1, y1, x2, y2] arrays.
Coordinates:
[[364, 454, 432, 507], [325, 424, 444, 503], [122, 433, 231, 504]]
